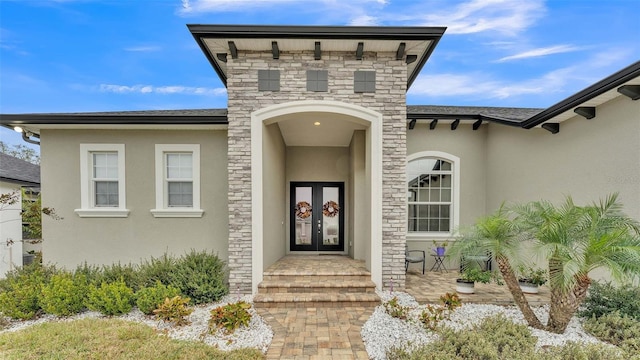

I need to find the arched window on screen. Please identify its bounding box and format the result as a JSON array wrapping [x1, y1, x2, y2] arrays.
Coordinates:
[[407, 151, 460, 236]]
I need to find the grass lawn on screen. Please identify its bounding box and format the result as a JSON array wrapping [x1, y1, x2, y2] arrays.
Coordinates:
[[0, 318, 264, 360]]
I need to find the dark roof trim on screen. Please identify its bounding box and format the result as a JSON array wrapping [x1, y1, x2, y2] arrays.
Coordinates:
[[0, 177, 41, 187], [187, 24, 446, 89], [521, 61, 640, 129], [408, 36, 442, 89], [406, 112, 523, 127], [187, 24, 447, 40], [0, 114, 228, 125], [1, 109, 530, 128]]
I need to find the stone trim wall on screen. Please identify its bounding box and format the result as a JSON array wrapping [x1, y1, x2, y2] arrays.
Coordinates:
[[227, 51, 407, 293]]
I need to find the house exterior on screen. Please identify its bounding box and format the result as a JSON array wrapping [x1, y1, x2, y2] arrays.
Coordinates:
[[0, 153, 40, 277], [0, 25, 638, 293]]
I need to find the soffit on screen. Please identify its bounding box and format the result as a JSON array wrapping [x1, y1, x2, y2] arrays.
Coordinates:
[[203, 38, 431, 81], [275, 112, 366, 147]]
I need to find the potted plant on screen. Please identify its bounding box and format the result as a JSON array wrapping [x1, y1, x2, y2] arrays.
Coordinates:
[[432, 240, 448, 256], [517, 266, 547, 294], [455, 267, 500, 294]]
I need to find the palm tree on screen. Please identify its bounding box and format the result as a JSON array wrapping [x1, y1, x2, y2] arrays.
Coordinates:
[[514, 193, 640, 333], [446, 205, 544, 329]]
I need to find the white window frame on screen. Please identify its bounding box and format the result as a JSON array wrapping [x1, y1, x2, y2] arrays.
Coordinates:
[[151, 144, 203, 218], [406, 151, 460, 239], [75, 144, 129, 218]]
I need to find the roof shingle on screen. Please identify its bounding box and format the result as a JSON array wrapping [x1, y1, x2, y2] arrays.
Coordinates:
[[0, 153, 41, 186]]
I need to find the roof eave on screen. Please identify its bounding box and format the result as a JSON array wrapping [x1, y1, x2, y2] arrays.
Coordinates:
[[406, 112, 524, 127], [0, 114, 229, 125], [521, 61, 640, 129], [187, 24, 446, 90], [0, 177, 40, 187]]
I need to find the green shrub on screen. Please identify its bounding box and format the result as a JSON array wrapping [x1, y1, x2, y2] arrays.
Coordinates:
[[0, 285, 41, 320], [539, 342, 626, 360], [383, 297, 410, 320], [74, 262, 103, 285], [135, 282, 181, 315], [209, 301, 252, 334], [153, 295, 193, 326], [388, 314, 538, 360], [85, 279, 135, 315], [579, 281, 640, 321], [39, 273, 87, 316], [0, 262, 58, 320], [583, 311, 640, 356], [96, 262, 140, 291], [136, 254, 177, 288], [171, 250, 228, 304]]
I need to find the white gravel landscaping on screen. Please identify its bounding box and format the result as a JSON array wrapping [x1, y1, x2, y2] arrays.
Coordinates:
[[362, 290, 606, 360], [2, 289, 611, 359], [0, 294, 273, 354]]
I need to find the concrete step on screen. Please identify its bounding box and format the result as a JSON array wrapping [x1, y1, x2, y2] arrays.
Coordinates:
[[262, 274, 372, 282], [258, 279, 377, 294], [253, 292, 380, 309]]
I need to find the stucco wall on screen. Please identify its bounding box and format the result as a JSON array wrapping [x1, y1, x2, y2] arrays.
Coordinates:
[[487, 96, 640, 218], [262, 123, 286, 269], [40, 129, 229, 269], [350, 131, 367, 261], [0, 181, 23, 277], [486, 96, 640, 277]]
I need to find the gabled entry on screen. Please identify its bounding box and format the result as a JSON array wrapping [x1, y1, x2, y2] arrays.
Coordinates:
[[290, 182, 344, 251]]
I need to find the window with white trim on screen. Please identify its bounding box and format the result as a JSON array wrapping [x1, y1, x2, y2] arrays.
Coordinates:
[[151, 144, 203, 218], [76, 144, 129, 218], [407, 152, 460, 235]]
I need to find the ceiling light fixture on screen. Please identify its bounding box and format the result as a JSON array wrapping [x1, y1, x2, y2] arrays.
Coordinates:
[[314, 122, 321, 126]]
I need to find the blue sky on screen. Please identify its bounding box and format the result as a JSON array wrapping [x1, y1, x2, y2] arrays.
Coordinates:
[[1, 0, 639, 148]]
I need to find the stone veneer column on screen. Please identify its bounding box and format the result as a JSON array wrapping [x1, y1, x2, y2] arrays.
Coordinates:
[[226, 52, 407, 293]]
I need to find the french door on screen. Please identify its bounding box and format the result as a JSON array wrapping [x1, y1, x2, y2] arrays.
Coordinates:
[[290, 182, 344, 251]]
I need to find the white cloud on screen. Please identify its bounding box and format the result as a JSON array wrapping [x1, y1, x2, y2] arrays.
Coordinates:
[[496, 45, 582, 62], [123, 45, 162, 52], [99, 84, 227, 96], [409, 47, 633, 101], [349, 15, 379, 26], [409, 68, 568, 100], [402, 0, 546, 36], [179, 0, 387, 16], [179, 0, 298, 14], [409, 73, 504, 97]]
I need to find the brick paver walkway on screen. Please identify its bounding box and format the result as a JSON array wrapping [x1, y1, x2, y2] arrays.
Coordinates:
[[257, 306, 372, 360], [255, 256, 550, 359]]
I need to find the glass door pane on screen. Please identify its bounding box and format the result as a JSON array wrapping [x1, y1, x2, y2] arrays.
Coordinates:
[[294, 186, 313, 245], [322, 187, 340, 246]]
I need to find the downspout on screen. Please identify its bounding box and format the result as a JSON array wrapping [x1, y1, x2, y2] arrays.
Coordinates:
[[21, 130, 40, 146]]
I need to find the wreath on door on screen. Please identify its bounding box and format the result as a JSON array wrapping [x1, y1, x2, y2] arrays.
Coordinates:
[[322, 200, 340, 217], [295, 201, 312, 219]]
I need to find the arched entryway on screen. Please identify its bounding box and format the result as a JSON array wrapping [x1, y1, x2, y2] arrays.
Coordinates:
[[250, 100, 383, 293]]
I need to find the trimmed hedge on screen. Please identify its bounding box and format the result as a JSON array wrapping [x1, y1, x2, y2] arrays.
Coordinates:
[[0, 262, 59, 320], [40, 272, 87, 316], [0, 251, 228, 320]]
